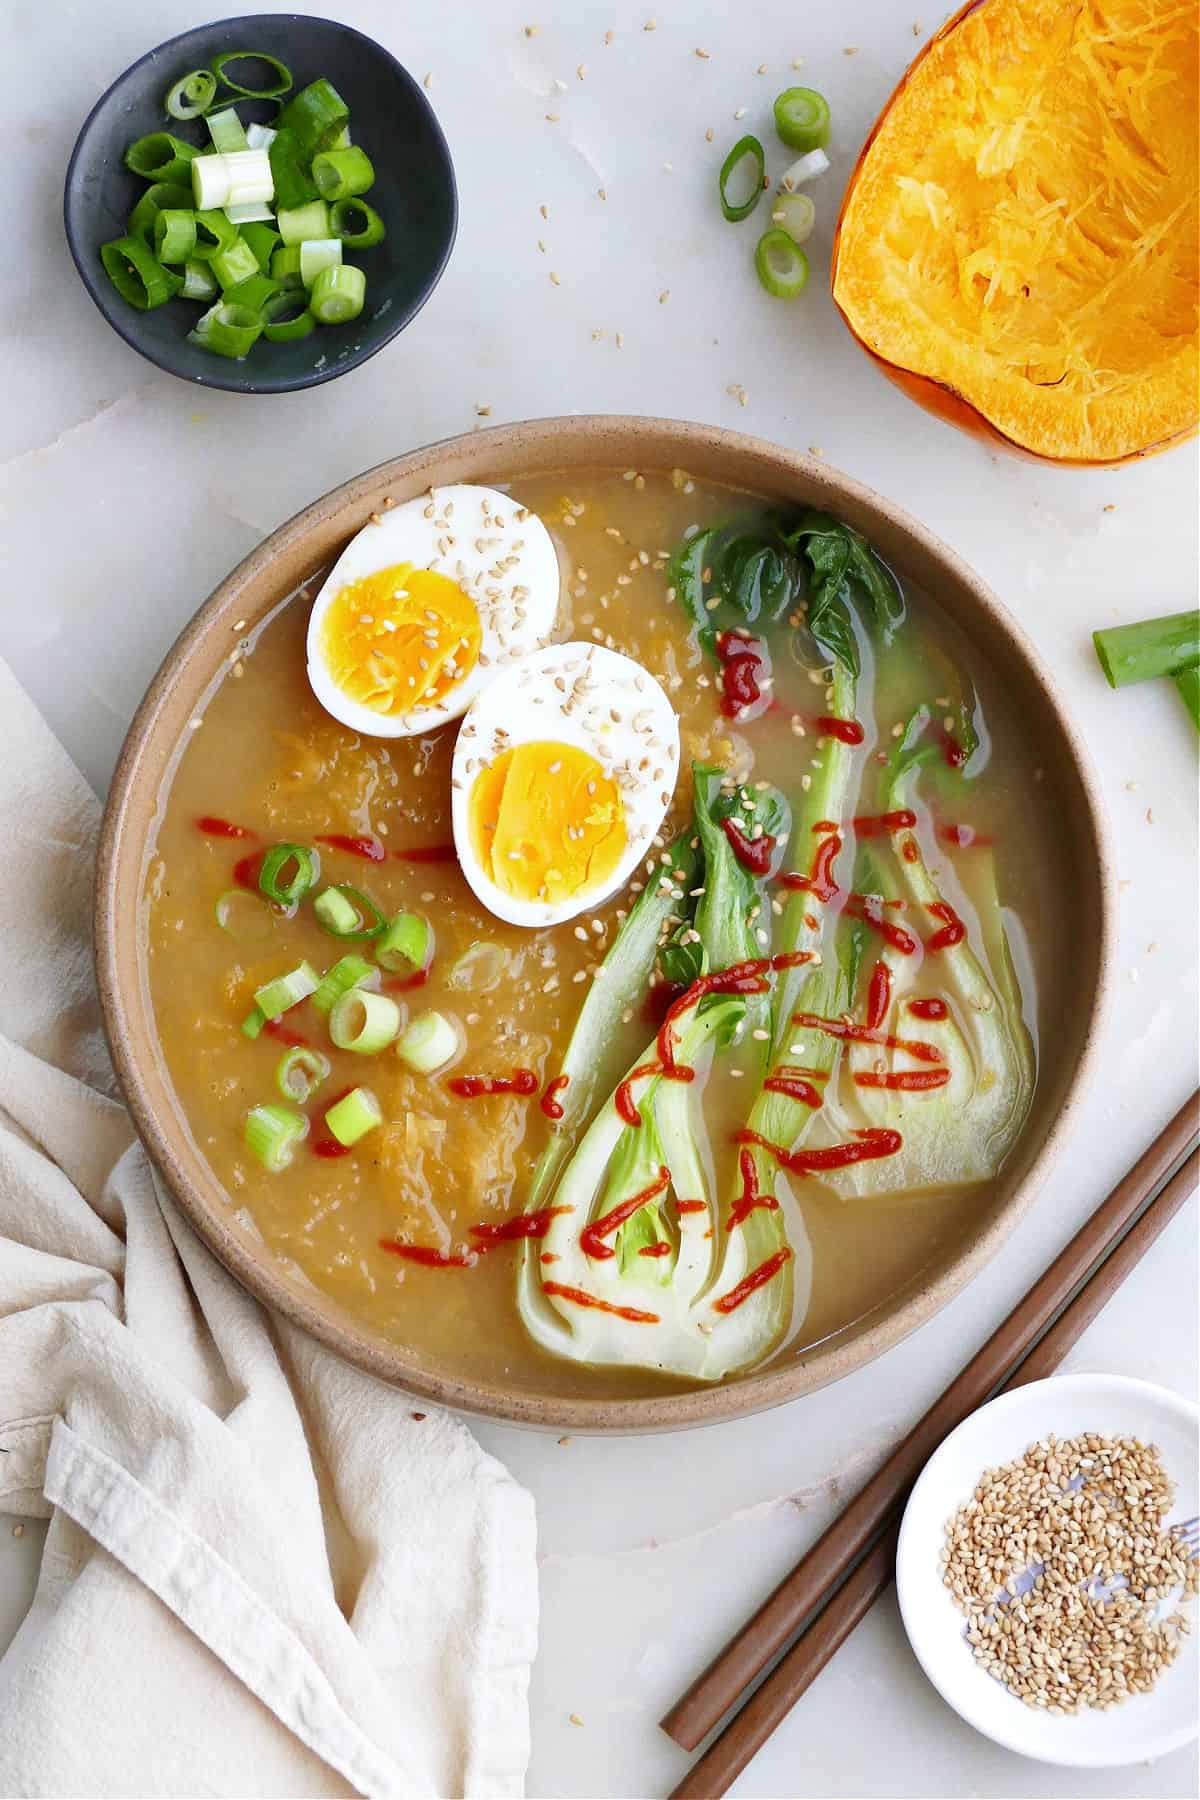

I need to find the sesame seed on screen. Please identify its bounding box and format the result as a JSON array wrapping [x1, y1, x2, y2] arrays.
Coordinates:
[[545, 112, 560, 123]]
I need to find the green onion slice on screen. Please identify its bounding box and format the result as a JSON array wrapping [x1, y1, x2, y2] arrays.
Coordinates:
[[311, 953, 378, 1014], [262, 294, 316, 341], [192, 154, 233, 211], [770, 190, 816, 244], [211, 50, 294, 99], [328, 200, 385, 249], [214, 887, 276, 939], [211, 238, 263, 291], [188, 299, 263, 359], [240, 220, 280, 271], [323, 1086, 382, 1148], [244, 1102, 308, 1170], [718, 134, 766, 223], [125, 132, 198, 184], [754, 228, 810, 299], [446, 940, 507, 992], [376, 911, 433, 974], [312, 147, 375, 201], [276, 199, 331, 245], [311, 263, 366, 324], [191, 207, 241, 259], [207, 107, 249, 153], [182, 259, 220, 300], [330, 989, 402, 1054], [395, 1010, 459, 1076], [99, 236, 180, 310], [153, 208, 197, 264], [314, 884, 386, 940], [257, 842, 319, 906], [254, 961, 319, 1021], [127, 181, 193, 246], [270, 244, 305, 288], [275, 1046, 331, 1103], [773, 86, 832, 153], [241, 1007, 265, 1039], [165, 68, 218, 120], [299, 237, 342, 287], [277, 78, 350, 156], [225, 272, 282, 316], [268, 127, 320, 210]]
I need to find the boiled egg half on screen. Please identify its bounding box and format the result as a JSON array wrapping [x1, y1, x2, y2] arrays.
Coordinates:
[[305, 484, 559, 737], [451, 642, 680, 928]]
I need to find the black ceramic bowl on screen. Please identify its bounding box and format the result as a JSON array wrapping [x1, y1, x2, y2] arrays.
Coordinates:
[[64, 14, 457, 393]]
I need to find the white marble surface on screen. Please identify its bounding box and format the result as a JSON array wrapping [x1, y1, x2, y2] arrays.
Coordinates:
[[3, 2, 1197, 1795]]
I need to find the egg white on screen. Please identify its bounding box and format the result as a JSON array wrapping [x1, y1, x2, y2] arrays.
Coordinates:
[[450, 641, 681, 928], [305, 483, 560, 738]]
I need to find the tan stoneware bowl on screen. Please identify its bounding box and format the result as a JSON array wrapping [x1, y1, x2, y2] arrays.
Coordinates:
[[95, 416, 1116, 1432]]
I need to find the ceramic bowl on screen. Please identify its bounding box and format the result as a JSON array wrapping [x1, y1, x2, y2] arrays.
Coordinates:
[[63, 14, 457, 394], [897, 1373, 1199, 1765], [94, 416, 1116, 1431]]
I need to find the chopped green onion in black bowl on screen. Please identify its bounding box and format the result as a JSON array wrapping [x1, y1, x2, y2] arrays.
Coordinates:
[[63, 14, 457, 393]]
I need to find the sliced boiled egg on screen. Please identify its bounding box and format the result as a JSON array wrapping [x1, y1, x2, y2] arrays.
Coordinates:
[[450, 642, 680, 928], [305, 484, 560, 737]]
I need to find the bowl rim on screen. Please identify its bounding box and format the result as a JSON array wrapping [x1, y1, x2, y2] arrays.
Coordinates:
[[94, 414, 1118, 1432], [62, 11, 458, 395]]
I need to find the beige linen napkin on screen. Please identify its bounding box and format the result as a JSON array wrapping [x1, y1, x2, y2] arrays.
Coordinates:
[[0, 657, 538, 1799]]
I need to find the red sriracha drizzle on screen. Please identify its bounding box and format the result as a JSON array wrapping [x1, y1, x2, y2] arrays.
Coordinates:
[[715, 631, 770, 720], [232, 851, 264, 890], [542, 1281, 659, 1324], [262, 1017, 309, 1048], [852, 809, 917, 838], [736, 1125, 903, 1176], [926, 901, 966, 952], [855, 1068, 951, 1092], [727, 1147, 779, 1230], [316, 833, 385, 862], [792, 1011, 945, 1065], [843, 893, 919, 956], [816, 715, 865, 745], [779, 833, 841, 904], [762, 1069, 824, 1108], [580, 1168, 672, 1260], [675, 1199, 707, 1215], [721, 816, 776, 876], [379, 1241, 475, 1267], [540, 1074, 571, 1120], [468, 1206, 570, 1246], [866, 961, 892, 1031], [639, 1242, 673, 1258], [908, 997, 948, 1021], [196, 815, 255, 840], [713, 1247, 792, 1314], [310, 1086, 356, 1157], [383, 967, 429, 993], [447, 1069, 539, 1099], [394, 843, 458, 864]]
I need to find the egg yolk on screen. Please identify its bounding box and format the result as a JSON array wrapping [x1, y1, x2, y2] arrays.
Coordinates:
[[469, 742, 627, 906], [319, 562, 482, 717]]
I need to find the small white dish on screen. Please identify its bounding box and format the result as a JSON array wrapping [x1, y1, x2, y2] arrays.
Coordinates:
[[896, 1372, 1199, 1768]]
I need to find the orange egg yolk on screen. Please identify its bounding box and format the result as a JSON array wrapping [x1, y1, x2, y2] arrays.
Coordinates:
[[469, 742, 628, 905], [318, 562, 482, 717]]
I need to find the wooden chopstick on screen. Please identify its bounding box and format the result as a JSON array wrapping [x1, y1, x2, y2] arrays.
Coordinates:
[[668, 1140, 1199, 1799], [662, 1088, 1199, 1774]]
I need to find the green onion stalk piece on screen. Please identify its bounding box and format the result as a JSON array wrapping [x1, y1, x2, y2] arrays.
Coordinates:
[[191, 207, 241, 260], [211, 237, 263, 291], [718, 134, 766, 222], [770, 190, 815, 244], [188, 298, 263, 359], [446, 940, 507, 992], [153, 208, 197, 265], [99, 236, 180, 310], [299, 237, 342, 288], [182, 260, 220, 300], [262, 294, 316, 341], [377, 911, 433, 974], [225, 270, 282, 315], [254, 961, 319, 1020], [754, 228, 809, 298], [313, 884, 386, 939], [311, 953, 379, 1015], [270, 245, 305, 289], [244, 1102, 308, 1170], [268, 127, 320, 210], [773, 86, 831, 152], [1173, 666, 1200, 732], [311, 263, 366, 324], [275, 1046, 330, 1103], [165, 68, 218, 120], [127, 181, 193, 246], [277, 199, 331, 245], [125, 131, 198, 184], [211, 50, 293, 98], [240, 220, 280, 271], [312, 146, 375, 201], [395, 1011, 459, 1075], [1093, 610, 1200, 689], [330, 989, 402, 1054], [329, 199, 385, 248], [277, 78, 350, 156], [324, 1086, 382, 1147], [257, 843, 318, 906], [206, 106, 249, 153]]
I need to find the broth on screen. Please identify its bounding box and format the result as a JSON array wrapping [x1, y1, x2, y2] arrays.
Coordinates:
[[144, 469, 1059, 1399]]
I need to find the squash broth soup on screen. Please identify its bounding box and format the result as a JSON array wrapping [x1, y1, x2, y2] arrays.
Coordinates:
[[144, 470, 1058, 1399]]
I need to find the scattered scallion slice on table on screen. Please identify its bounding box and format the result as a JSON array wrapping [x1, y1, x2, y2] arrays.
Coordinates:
[[211, 50, 293, 99], [312, 146, 375, 201], [328, 200, 385, 248], [396, 1011, 459, 1075], [165, 69, 218, 121], [125, 132, 198, 184], [718, 134, 766, 222], [770, 190, 815, 243], [275, 1046, 330, 1103], [244, 1102, 308, 1171], [99, 236, 179, 310], [780, 148, 830, 188], [330, 989, 402, 1054], [311, 263, 366, 323], [773, 86, 831, 152], [1092, 610, 1200, 689], [755, 227, 809, 298], [1174, 665, 1200, 730], [324, 1086, 382, 1148]]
